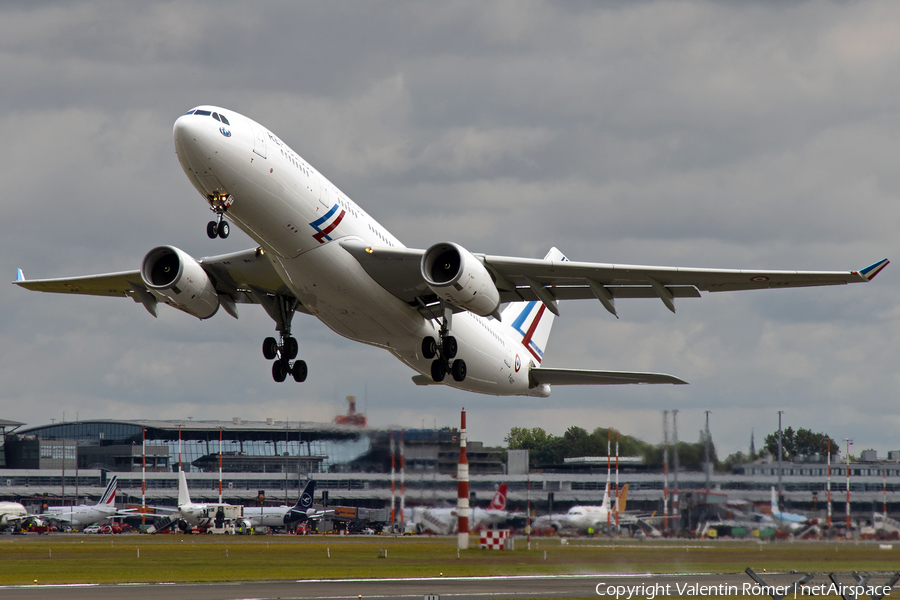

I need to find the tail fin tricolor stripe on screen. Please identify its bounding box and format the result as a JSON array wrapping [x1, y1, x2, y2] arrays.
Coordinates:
[[510, 301, 548, 362], [503, 247, 567, 366], [98, 476, 117, 506]]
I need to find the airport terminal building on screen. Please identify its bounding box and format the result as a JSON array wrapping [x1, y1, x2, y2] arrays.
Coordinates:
[[3, 417, 900, 523]]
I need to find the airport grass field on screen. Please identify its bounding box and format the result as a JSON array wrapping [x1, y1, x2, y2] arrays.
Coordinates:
[[0, 535, 897, 587]]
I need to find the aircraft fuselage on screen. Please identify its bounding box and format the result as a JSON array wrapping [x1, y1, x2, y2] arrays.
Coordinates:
[[173, 107, 541, 396]]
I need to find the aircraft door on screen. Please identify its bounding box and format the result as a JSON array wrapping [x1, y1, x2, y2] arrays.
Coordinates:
[[250, 122, 267, 158]]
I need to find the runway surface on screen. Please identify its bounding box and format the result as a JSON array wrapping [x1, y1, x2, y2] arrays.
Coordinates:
[[0, 571, 839, 600]]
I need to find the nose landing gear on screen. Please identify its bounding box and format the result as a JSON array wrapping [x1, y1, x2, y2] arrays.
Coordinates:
[[207, 194, 233, 239]]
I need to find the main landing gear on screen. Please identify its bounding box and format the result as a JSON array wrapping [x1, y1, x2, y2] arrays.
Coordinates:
[[263, 332, 307, 383], [255, 293, 307, 383], [207, 194, 233, 239], [422, 307, 466, 383]]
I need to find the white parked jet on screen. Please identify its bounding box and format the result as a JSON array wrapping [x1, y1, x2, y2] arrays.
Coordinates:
[[240, 480, 330, 529], [14, 107, 889, 395], [409, 483, 510, 534], [39, 476, 120, 529], [160, 470, 240, 530], [0, 501, 29, 528], [769, 486, 809, 530]]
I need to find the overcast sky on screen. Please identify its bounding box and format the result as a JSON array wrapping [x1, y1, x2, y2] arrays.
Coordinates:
[[2, 1, 898, 459]]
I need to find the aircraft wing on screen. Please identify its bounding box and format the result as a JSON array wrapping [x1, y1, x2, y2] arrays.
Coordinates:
[[341, 240, 888, 316], [529, 368, 687, 386], [13, 247, 308, 316]]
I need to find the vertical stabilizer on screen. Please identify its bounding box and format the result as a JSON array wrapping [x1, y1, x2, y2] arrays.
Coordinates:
[[178, 470, 192, 507], [770, 486, 778, 515], [617, 483, 629, 513], [97, 476, 117, 507], [488, 484, 507, 510], [502, 248, 567, 366]]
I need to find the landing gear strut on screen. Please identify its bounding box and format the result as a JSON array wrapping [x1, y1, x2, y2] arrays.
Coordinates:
[[424, 303, 466, 383], [255, 293, 307, 383], [207, 194, 233, 239]]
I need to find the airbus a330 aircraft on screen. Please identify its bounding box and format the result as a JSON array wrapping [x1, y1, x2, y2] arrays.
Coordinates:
[[14, 106, 889, 396]]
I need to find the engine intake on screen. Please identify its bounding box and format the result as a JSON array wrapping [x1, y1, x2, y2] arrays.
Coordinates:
[[141, 246, 220, 319], [421, 242, 500, 318]]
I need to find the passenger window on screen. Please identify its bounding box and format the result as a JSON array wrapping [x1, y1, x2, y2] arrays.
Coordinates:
[[219, 114, 230, 126]]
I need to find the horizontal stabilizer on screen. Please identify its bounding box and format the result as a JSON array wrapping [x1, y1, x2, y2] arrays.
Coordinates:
[[529, 368, 687, 386]]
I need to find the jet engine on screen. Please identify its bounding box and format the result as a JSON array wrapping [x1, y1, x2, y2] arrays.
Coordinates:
[[421, 242, 500, 317], [141, 246, 220, 319]]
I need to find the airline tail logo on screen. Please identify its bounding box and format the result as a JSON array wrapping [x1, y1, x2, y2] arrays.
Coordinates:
[[99, 476, 117, 506], [510, 301, 550, 362], [296, 481, 316, 510], [488, 484, 507, 510], [309, 204, 345, 243]]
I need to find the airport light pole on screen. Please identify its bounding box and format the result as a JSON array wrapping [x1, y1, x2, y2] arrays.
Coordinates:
[[672, 409, 679, 532], [826, 438, 832, 529], [703, 411, 711, 492], [845, 438, 853, 530], [777, 411, 784, 510]]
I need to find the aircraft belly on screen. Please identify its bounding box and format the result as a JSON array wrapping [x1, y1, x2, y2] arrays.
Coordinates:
[[273, 243, 424, 343]]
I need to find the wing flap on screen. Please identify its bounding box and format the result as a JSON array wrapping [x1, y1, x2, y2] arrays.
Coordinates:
[[529, 367, 687, 386]]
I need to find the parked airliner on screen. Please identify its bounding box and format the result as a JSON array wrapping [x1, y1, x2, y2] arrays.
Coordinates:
[[241, 480, 331, 529], [38, 476, 120, 529], [14, 107, 888, 396]]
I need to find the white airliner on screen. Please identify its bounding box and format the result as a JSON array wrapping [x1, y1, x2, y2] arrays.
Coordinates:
[[535, 483, 628, 534], [160, 470, 240, 530], [0, 501, 29, 529], [13, 106, 889, 395], [38, 476, 120, 529], [409, 483, 510, 534], [240, 480, 331, 530], [769, 486, 809, 529]]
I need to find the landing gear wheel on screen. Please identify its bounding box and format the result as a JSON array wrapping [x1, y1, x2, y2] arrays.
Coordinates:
[[442, 336, 458, 359], [422, 337, 437, 360], [431, 359, 446, 383], [451, 359, 467, 382], [272, 360, 287, 383], [291, 360, 308, 382], [285, 336, 299, 360], [262, 337, 278, 360], [217, 220, 230, 238], [207, 221, 218, 238]]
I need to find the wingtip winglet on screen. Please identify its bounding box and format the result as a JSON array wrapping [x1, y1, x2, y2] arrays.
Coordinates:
[[859, 258, 889, 281], [15, 268, 25, 283]]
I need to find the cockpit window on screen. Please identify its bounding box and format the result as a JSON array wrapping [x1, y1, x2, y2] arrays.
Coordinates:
[[194, 109, 212, 116], [184, 109, 195, 115], [219, 114, 230, 126], [212, 112, 221, 122]]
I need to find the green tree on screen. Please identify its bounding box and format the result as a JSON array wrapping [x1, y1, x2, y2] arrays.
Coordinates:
[[764, 427, 836, 459]]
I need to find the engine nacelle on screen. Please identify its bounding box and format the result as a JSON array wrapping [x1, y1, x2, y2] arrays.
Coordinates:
[[421, 242, 500, 317], [141, 246, 219, 319]]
